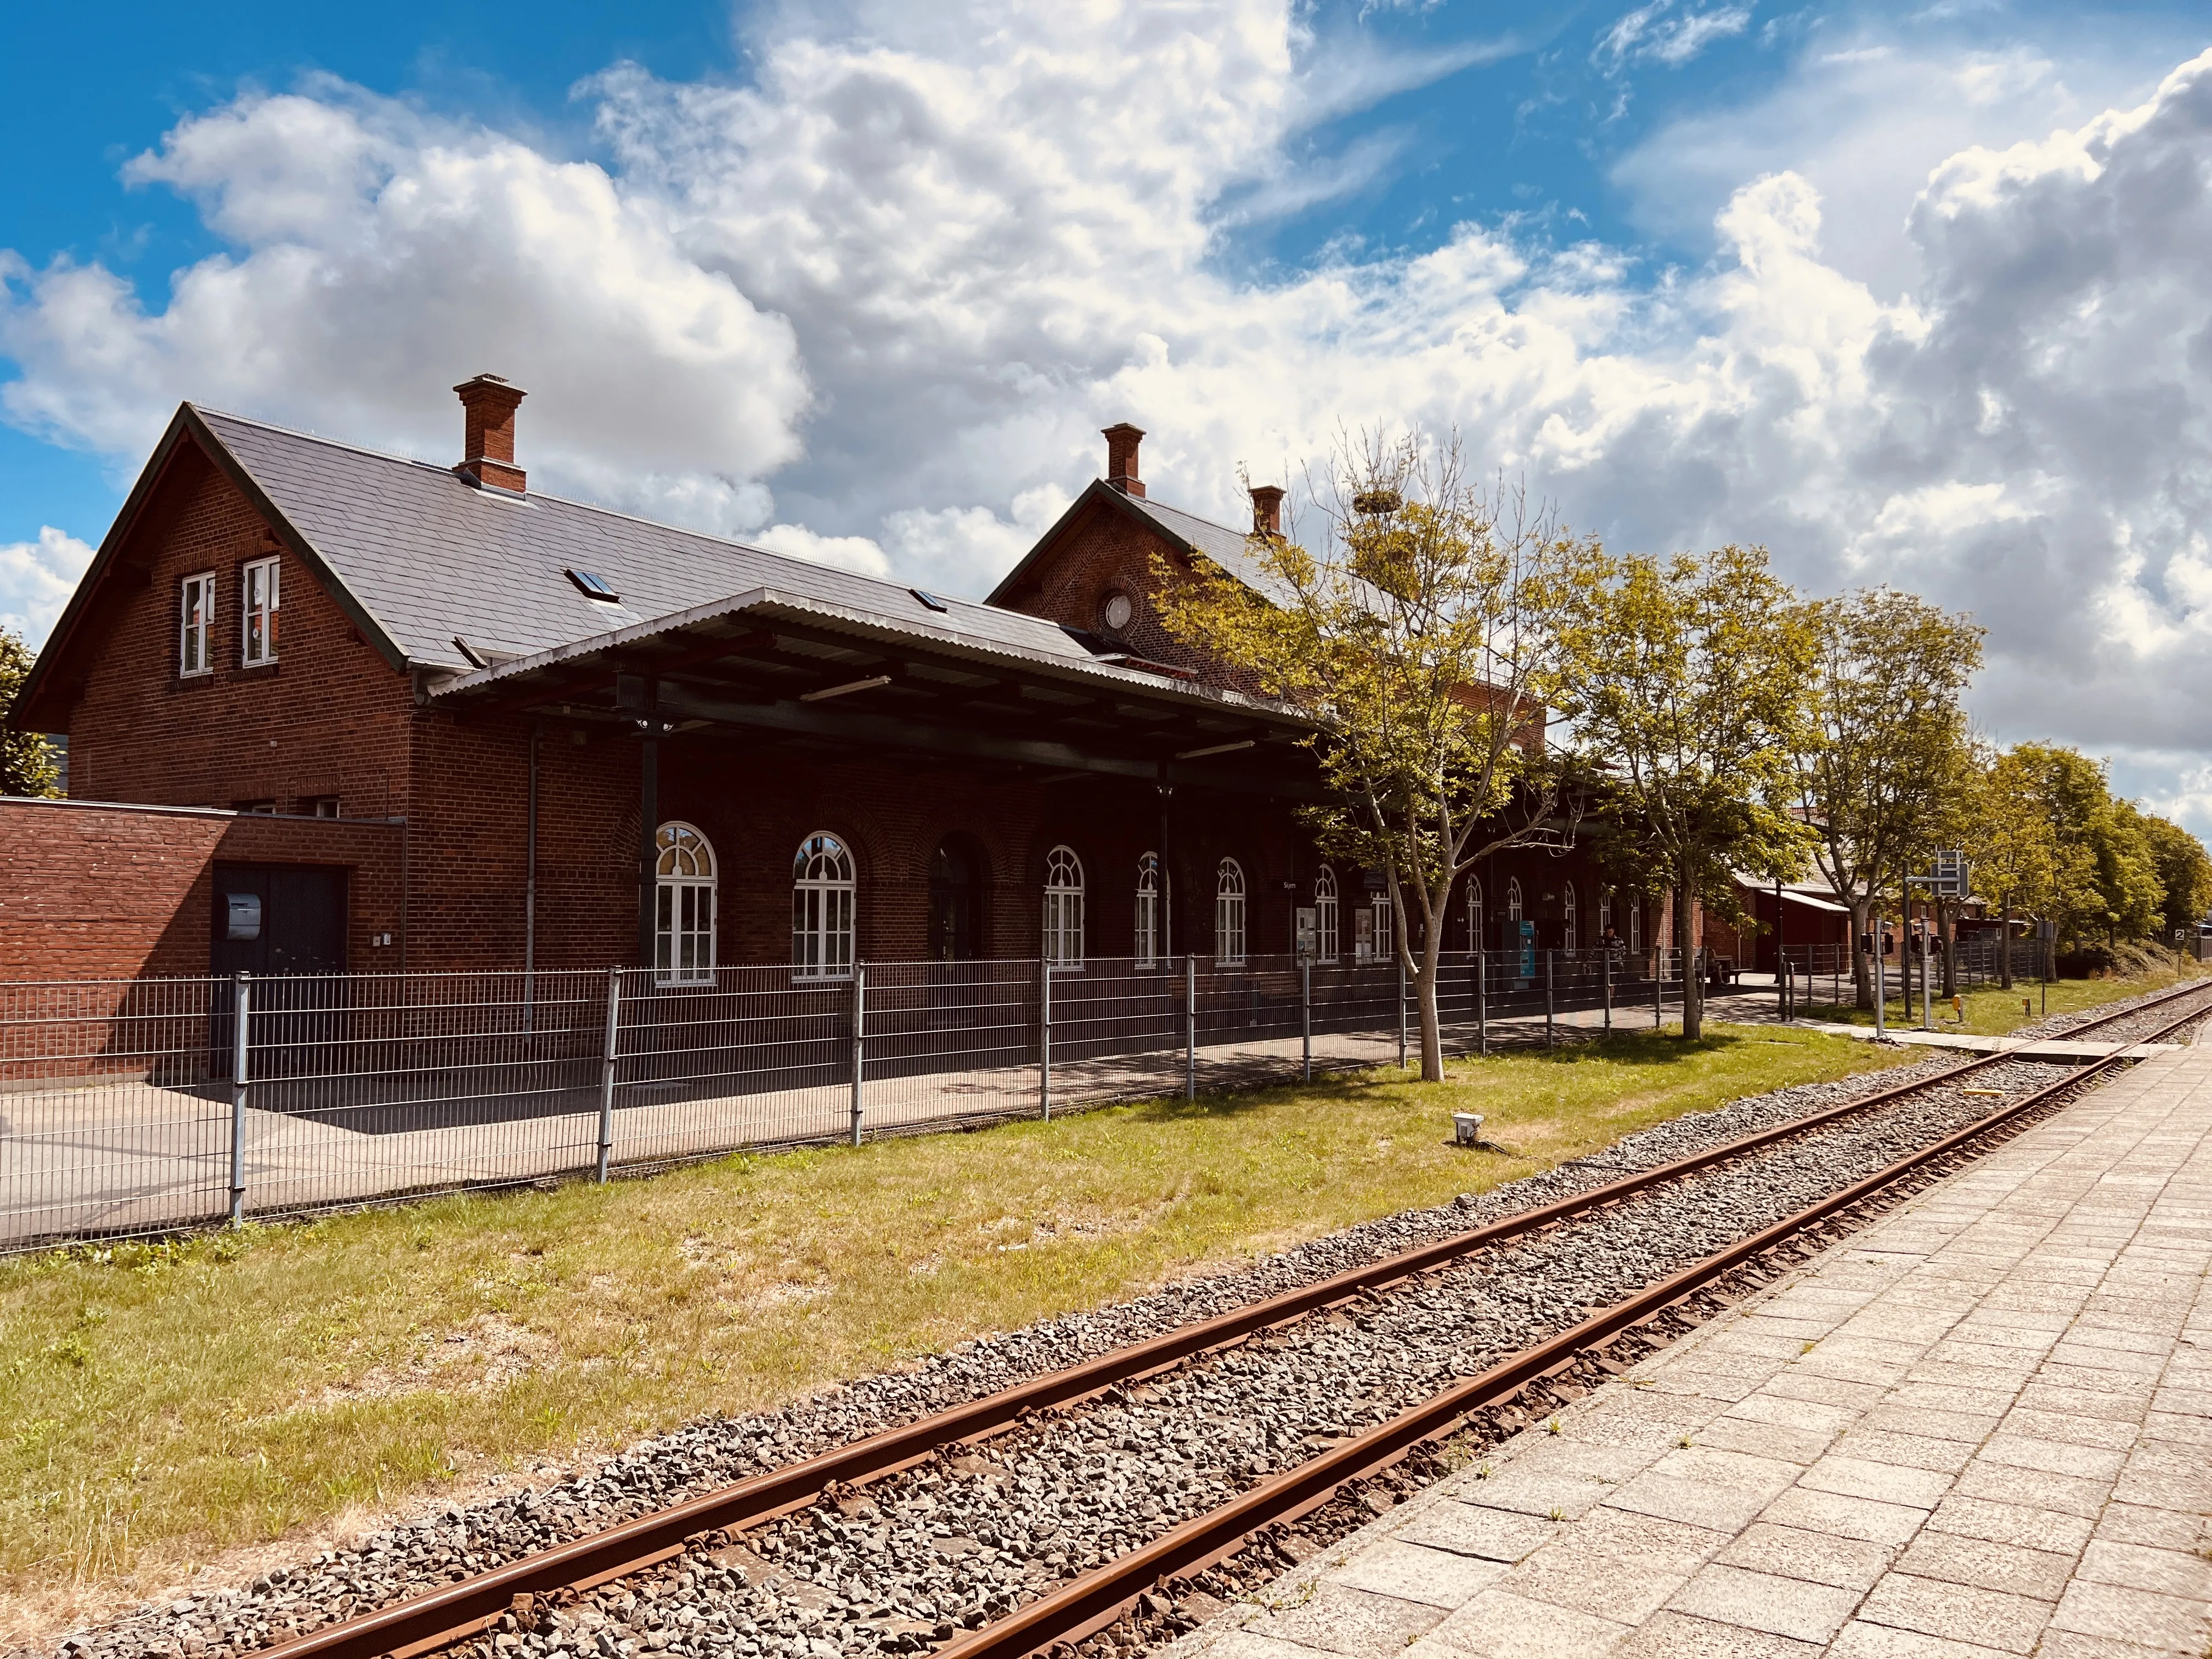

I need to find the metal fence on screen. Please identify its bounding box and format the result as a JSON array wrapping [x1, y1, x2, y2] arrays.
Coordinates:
[[1, 947, 1703, 1252], [1780, 935, 2052, 1008]]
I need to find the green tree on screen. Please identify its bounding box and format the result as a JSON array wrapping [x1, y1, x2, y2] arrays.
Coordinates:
[[1967, 743, 2066, 988], [1154, 431, 1596, 1081], [1557, 546, 1816, 1039], [2098, 799, 2166, 942], [0, 626, 60, 797], [2141, 812, 2212, 944], [1793, 589, 1983, 1009], [1993, 744, 2158, 947]]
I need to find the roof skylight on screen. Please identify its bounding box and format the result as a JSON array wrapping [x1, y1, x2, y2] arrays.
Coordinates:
[[567, 569, 621, 602], [910, 588, 950, 613]]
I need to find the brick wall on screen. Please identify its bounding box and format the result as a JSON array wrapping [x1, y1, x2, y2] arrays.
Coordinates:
[[54, 440, 415, 818], [991, 492, 1262, 692], [0, 798, 402, 982]]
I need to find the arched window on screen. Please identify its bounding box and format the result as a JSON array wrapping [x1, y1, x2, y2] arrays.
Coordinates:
[[1561, 883, 1577, 955], [792, 832, 856, 979], [1506, 878, 1524, 923], [1314, 864, 1340, 963], [1043, 845, 1085, 966], [1215, 858, 1247, 964], [1628, 898, 1642, 952], [655, 822, 717, 984], [1466, 877, 1483, 952], [1598, 888, 1612, 942], [1135, 853, 1161, 968]]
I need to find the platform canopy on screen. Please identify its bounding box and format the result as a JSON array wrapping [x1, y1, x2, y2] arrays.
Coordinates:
[[426, 584, 1325, 801]]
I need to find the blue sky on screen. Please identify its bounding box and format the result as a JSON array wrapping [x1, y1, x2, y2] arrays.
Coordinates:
[[5, 0, 2212, 819]]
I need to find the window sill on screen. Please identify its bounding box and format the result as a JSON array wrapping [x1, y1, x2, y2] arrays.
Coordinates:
[[235, 659, 281, 679], [171, 672, 215, 692]]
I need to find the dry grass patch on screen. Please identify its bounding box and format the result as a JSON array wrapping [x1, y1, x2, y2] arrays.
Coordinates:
[[0, 1023, 1903, 1629]]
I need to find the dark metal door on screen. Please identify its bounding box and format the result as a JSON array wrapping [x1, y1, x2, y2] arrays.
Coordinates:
[[210, 864, 349, 1080]]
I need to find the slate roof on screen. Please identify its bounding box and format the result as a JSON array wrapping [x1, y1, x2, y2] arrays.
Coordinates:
[[191, 408, 1125, 677]]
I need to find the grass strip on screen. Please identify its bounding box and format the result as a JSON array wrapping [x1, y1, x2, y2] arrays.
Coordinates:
[[1797, 958, 2205, 1037]]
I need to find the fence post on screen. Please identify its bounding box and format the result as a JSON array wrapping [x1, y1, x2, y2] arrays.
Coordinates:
[[1301, 958, 1312, 1083], [1184, 953, 1198, 1100], [228, 971, 251, 1228], [852, 962, 868, 1146], [1039, 957, 1052, 1122], [597, 966, 621, 1183], [1476, 947, 1488, 1056], [1396, 957, 1408, 1070], [1544, 949, 1555, 1051], [1602, 947, 1611, 1033], [1874, 946, 1887, 1039], [1655, 951, 1663, 1029]]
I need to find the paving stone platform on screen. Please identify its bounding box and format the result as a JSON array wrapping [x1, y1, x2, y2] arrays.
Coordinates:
[[1178, 1042, 2212, 1656]]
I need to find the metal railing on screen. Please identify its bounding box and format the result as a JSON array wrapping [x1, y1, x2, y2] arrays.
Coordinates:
[[1, 948, 1704, 1252], [1781, 935, 2052, 1010]]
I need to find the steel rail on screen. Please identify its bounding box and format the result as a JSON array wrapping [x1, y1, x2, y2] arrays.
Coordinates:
[[931, 989, 2212, 1659], [254, 979, 2212, 1659]]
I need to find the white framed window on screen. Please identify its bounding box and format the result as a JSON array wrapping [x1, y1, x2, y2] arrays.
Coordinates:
[[1561, 883, 1577, 954], [1466, 877, 1483, 951], [1043, 844, 1085, 966], [1215, 857, 1247, 964], [655, 822, 717, 984], [241, 556, 280, 664], [1314, 864, 1340, 963], [792, 831, 856, 979], [179, 573, 215, 676], [1598, 888, 1612, 941], [1373, 893, 1394, 963], [1629, 899, 1642, 952], [1506, 878, 1523, 923], [1135, 853, 1161, 968]]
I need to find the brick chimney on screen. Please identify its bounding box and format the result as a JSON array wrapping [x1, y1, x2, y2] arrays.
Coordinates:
[[1250, 484, 1285, 538], [454, 373, 527, 493], [1102, 423, 1146, 498]]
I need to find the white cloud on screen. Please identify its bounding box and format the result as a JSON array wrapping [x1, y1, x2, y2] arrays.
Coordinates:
[[1594, 2, 1752, 76], [0, 526, 95, 641], [0, 81, 809, 538], [752, 521, 891, 577], [6, 4, 2212, 831]]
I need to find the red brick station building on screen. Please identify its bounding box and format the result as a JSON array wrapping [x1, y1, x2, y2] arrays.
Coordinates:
[[3, 377, 1831, 985]]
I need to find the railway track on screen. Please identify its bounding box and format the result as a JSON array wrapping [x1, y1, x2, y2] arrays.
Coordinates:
[[111, 980, 2212, 1659]]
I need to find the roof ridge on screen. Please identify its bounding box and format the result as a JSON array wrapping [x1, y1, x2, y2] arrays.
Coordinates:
[[1129, 492, 1249, 541]]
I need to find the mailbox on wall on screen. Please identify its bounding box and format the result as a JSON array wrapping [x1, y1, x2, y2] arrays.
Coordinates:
[[225, 893, 263, 941]]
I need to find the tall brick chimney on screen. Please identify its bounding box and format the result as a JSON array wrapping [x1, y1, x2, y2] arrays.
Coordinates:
[[454, 373, 527, 493], [1102, 423, 1146, 498], [1250, 484, 1285, 538]]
